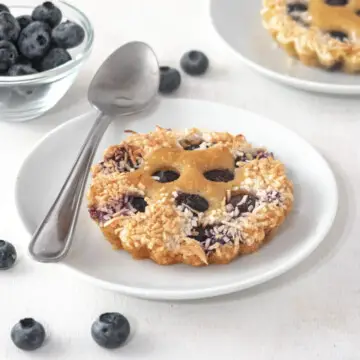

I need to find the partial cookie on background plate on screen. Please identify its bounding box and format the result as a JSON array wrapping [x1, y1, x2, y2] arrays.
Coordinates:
[[261, 0, 360, 72], [87, 127, 294, 267]]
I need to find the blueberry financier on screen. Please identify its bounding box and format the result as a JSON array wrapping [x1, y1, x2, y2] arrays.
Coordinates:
[[87, 127, 294, 266], [262, 0, 360, 72]]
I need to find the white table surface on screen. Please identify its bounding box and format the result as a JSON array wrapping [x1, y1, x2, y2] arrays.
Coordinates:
[[1, 0, 360, 359]]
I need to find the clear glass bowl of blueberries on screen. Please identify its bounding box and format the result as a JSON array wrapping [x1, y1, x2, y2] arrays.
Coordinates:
[[0, 1, 94, 122]]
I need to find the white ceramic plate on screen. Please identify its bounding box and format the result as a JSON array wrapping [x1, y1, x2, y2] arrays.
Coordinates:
[[15, 99, 337, 300], [210, 0, 360, 94]]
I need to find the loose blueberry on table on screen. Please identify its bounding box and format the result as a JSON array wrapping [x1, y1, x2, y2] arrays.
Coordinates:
[[0, 2, 85, 76], [11, 318, 46, 351], [0, 240, 16, 270], [159, 66, 181, 94], [180, 50, 209, 76], [91, 313, 131, 349]]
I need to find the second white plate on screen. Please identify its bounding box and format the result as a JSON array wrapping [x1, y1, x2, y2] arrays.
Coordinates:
[[210, 0, 360, 94], [15, 99, 337, 300]]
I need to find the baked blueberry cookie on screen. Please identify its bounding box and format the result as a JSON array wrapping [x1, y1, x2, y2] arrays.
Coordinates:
[[87, 127, 294, 266], [262, 0, 360, 72]]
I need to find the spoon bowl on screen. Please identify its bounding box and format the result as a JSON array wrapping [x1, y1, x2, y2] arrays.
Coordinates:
[[88, 42, 159, 115]]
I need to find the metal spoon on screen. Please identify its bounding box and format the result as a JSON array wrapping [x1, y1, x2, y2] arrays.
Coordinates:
[[28, 41, 159, 263]]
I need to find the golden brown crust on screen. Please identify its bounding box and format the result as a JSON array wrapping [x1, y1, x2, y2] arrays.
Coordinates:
[[261, 0, 360, 72], [87, 127, 294, 266]]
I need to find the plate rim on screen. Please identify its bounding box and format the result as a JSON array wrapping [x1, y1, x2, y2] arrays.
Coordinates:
[[209, 0, 360, 95], [15, 99, 339, 300]]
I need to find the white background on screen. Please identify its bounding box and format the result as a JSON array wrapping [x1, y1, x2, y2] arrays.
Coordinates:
[[1, 0, 360, 359]]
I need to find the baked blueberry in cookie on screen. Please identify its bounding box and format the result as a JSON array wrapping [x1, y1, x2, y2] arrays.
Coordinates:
[[204, 169, 234, 182], [88, 127, 293, 266], [262, 0, 360, 72]]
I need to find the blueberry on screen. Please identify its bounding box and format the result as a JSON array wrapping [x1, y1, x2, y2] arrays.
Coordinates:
[[0, 4, 9, 13], [152, 170, 180, 183], [91, 313, 130, 349], [235, 150, 273, 167], [0, 12, 20, 42], [18, 21, 51, 59], [11, 318, 45, 351], [325, 0, 348, 5], [89, 195, 148, 223], [16, 55, 32, 66], [329, 30, 348, 42], [183, 144, 200, 151], [0, 40, 17, 72], [175, 193, 209, 212], [32, 1, 62, 28], [190, 225, 206, 242], [327, 61, 343, 72], [52, 20, 85, 49], [8, 64, 37, 76], [180, 50, 209, 76], [204, 169, 234, 182], [228, 194, 257, 216], [287, 3, 308, 13], [0, 240, 16, 269], [16, 15, 32, 30], [39, 47, 71, 71], [128, 195, 147, 213], [159, 66, 181, 94]]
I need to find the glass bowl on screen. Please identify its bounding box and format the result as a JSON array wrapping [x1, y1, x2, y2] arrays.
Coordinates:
[[0, 1, 94, 122]]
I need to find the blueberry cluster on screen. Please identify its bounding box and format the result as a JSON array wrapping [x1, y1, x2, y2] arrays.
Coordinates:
[[0, 2, 85, 76], [159, 50, 209, 94]]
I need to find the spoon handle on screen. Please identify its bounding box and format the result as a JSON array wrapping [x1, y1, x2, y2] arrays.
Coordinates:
[[28, 112, 112, 263]]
